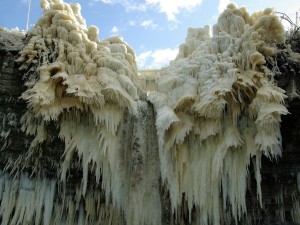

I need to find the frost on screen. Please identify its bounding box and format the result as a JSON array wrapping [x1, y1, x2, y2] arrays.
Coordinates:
[[0, 28, 25, 50], [14, 0, 156, 224], [149, 4, 288, 225], [0, 172, 56, 225], [7, 0, 292, 225]]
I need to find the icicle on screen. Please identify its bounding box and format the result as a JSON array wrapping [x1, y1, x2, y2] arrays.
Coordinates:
[[13, 1, 290, 225], [292, 199, 300, 224], [43, 179, 56, 225], [297, 172, 300, 193], [148, 4, 287, 225]]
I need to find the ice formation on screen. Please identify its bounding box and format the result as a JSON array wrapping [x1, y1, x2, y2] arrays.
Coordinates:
[[18, 0, 138, 183], [0, 172, 56, 225], [4, 0, 294, 225], [14, 0, 160, 225], [148, 3, 288, 225]]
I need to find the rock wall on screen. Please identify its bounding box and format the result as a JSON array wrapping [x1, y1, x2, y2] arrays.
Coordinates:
[[0, 30, 300, 225], [0, 30, 161, 225]]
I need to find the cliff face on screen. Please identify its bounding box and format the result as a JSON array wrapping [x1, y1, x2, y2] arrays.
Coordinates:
[[0, 29, 300, 224], [0, 31, 27, 171], [0, 29, 161, 225], [255, 49, 300, 224], [0, 29, 300, 225], [0, 35, 156, 225]]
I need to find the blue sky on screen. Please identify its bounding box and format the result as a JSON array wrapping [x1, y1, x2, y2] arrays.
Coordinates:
[[0, 0, 299, 69]]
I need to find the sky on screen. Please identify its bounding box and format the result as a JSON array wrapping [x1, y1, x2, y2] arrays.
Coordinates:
[[0, 0, 299, 69]]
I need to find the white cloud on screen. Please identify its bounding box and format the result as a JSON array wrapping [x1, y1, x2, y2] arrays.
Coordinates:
[[93, 0, 146, 11], [145, 0, 203, 21], [100, 0, 115, 3], [141, 20, 158, 29], [137, 51, 153, 68], [137, 48, 178, 69], [150, 48, 178, 68], [125, 3, 147, 11], [93, 0, 205, 20], [218, 0, 230, 13], [128, 20, 136, 26], [111, 26, 119, 33]]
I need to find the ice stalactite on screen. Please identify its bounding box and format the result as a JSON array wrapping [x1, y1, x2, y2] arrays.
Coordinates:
[[292, 198, 300, 224], [3, 102, 160, 225], [0, 170, 126, 225], [13, 0, 160, 225], [3, 0, 296, 224], [0, 172, 56, 225], [148, 4, 288, 225]]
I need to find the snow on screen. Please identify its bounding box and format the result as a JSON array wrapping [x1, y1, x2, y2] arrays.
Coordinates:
[[0, 172, 56, 225], [3, 0, 297, 224], [148, 3, 288, 225], [0, 28, 25, 51]]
